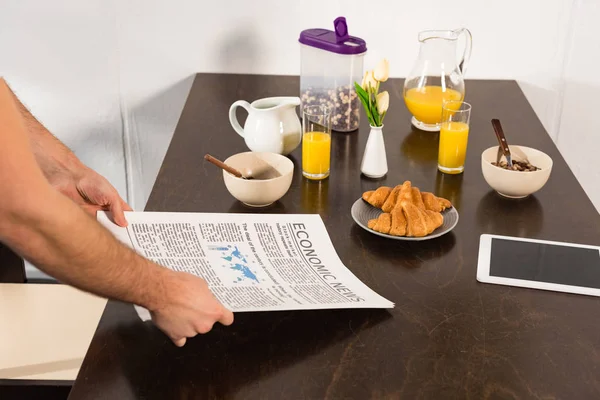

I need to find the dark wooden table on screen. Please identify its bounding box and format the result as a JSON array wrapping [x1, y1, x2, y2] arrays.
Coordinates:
[[68, 74, 600, 399]]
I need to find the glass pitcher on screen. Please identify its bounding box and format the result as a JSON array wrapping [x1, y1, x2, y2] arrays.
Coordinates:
[[403, 28, 472, 132]]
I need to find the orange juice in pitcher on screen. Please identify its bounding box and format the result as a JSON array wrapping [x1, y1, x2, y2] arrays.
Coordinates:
[[404, 86, 463, 125], [403, 28, 472, 132]]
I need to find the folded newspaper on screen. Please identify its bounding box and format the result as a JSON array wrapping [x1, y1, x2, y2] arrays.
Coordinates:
[[98, 211, 394, 320]]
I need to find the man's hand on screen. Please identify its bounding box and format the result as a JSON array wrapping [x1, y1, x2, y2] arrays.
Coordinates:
[[4, 81, 132, 226], [52, 165, 132, 227], [150, 271, 234, 347]]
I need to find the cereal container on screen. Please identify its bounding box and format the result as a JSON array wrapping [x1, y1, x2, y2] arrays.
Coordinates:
[[299, 17, 367, 132]]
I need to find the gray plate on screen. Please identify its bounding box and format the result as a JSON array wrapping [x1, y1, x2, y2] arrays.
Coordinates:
[[351, 198, 459, 241]]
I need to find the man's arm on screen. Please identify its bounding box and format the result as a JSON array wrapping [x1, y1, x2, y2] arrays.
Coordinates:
[[5, 83, 131, 226], [9, 88, 80, 185], [0, 79, 233, 346]]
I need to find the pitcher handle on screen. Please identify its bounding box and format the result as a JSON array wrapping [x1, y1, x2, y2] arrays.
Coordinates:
[[229, 100, 251, 137], [455, 28, 472, 76]]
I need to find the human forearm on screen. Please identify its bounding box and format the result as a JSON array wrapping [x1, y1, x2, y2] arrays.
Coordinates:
[[0, 186, 234, 344], [0, 185, 165, 310], [6, 83, 83, 184]]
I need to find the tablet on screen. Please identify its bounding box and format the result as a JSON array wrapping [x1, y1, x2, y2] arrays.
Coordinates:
[[477, 234, 600, 297]]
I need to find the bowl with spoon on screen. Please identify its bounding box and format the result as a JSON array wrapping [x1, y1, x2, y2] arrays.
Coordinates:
[[481, 119, 553, 198], [205, 152, 294, 207]]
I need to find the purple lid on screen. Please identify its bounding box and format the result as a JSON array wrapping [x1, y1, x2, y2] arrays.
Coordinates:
[[299, 17, 367, 55]]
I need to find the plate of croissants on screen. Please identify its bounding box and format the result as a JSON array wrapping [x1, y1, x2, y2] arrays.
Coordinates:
[[351, 180, 459, 240]]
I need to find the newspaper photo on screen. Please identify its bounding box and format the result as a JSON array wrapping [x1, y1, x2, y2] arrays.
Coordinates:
[[98, 211, 394, 318]]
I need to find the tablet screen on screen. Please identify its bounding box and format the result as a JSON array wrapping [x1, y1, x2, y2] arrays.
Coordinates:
[[490, 238, 600, 289]]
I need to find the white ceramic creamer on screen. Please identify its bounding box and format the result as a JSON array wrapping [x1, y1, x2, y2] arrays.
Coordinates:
[[229, 97, 302, 155]]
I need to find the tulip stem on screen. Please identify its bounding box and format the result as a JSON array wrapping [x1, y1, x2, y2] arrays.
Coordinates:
[[368, 83, 377, 126], [372, 97, 380, 127], [374, 82, 383, 126]]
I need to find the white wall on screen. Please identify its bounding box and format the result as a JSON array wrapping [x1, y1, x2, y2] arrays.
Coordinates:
[[0, 0, 597, 217], [0, 0, 126, 199], [555, 0, 600, 209]]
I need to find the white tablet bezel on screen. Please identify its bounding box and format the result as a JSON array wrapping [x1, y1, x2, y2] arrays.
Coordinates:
[[477, 234, 600, 297]]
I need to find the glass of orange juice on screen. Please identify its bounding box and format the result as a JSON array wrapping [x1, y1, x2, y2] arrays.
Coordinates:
[[438, 100, 472, 174], [302, 105, 332, 180]]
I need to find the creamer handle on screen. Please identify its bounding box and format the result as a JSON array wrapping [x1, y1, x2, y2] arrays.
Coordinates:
[[229, 100, 251, 137]]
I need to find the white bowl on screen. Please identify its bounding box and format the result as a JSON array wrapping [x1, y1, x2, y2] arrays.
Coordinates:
[[223, 152, 294, 207], [481, 145, 553, 198]]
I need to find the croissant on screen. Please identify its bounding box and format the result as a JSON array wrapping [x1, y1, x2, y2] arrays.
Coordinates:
[[397, 181, 413, 204], [368, 208, 407, 236], [368, 213, 391, 234], [402, 201, 441, 237], [382, 185, 402, 213], [362, 186, 392, 208], [401, 201, 426, 237], [411, 187, 426, 211], [426, 210, 444, 230], [363, 181, 450, 238], [421, 192, 452, 212], [438, 196, 452, 210], [389, 206, 407, 236]]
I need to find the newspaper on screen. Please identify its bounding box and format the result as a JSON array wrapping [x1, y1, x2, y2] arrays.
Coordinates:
[[98, 211, 394, 319]]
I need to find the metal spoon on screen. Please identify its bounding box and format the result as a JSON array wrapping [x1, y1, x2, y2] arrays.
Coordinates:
[[491, 119, 513, 168], [509, 145, 530, 164]]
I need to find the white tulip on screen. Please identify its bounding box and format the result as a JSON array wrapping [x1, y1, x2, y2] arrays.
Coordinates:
[[376, 91, 389, 114], [374, 59, 390, 82], [360, 71, 368, 90], [361, 70, 378, 92]]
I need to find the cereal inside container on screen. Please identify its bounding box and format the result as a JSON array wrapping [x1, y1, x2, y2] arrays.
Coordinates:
[[299, 17, 367, 132]]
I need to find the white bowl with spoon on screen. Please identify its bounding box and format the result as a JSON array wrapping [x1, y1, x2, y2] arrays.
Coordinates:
[[206, 152, 294, 207], [482, 119, 552, 198], [481, 145, 553, 198]]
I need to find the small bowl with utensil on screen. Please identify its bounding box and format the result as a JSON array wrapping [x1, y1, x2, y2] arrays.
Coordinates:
[[205, 152, 294, 207], [481, 119, 553, 198]]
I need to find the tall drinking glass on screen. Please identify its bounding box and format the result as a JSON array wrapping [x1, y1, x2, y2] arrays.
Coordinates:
[[302, 105, 332, 180], [438, 101, 472, 174]]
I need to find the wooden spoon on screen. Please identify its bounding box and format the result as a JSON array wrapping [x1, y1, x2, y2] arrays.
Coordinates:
[[490, 119, 530, 164], [491, 119, 514, 168], [204, 154, 253, 179]]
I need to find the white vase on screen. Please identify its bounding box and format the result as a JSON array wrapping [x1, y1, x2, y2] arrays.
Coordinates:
[[361, 125, 388, 178]]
